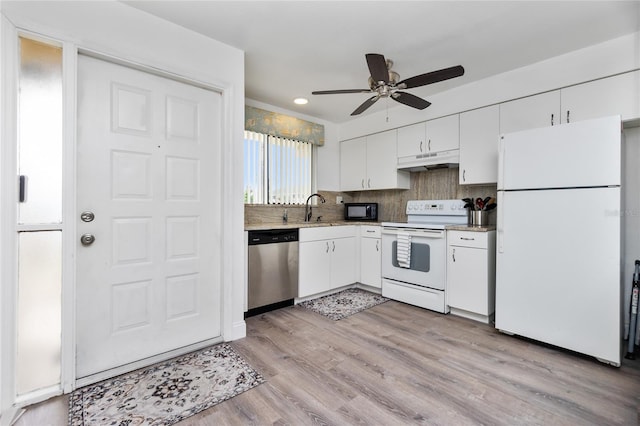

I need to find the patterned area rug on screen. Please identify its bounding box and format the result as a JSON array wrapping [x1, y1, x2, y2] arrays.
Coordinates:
[[299, 288, 389, 320], [69, 343, 264, 426]]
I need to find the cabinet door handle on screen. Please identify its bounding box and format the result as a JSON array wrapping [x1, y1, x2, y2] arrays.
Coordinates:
[[376, 240, 379, 251], [463, 169, 466, 182], [428, 139, 431, 151], [460, 237, 475, 241], [566, 110, 570, 123], [332, 241, 336, 252], [366, 230, 376, 233], [367, 178, 371, 188], [551, 113, 554, 126], [326, 242, 330, 253], [420, 140, 423, 152], [452, 248, 456, 262], [361, 179, 365, 189]]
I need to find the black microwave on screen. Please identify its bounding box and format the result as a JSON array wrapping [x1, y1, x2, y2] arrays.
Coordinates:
[[344, 203, 378, 221]]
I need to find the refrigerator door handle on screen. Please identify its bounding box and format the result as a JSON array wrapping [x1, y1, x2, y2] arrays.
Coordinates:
[[498, 136, 505, 190], [497, 191, 504, 253]]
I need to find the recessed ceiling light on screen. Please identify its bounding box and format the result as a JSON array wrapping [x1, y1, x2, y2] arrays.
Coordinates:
[[294, 98, 308, 105]]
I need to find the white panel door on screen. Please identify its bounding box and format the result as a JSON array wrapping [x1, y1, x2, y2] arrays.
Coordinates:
[[496, 187, 620, 365], [76, 55, 222, 378]]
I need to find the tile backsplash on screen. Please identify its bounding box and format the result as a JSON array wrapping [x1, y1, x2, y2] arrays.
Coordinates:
[[244, 168, 496, 225], [348, 168, 497, 223]]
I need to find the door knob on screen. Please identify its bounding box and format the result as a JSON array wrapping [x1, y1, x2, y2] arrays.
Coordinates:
[[80, 211, 95, 222], [80, 234, 95, 246]]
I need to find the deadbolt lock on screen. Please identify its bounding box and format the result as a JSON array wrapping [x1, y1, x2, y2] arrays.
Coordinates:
[[80, 211, 95, 222]]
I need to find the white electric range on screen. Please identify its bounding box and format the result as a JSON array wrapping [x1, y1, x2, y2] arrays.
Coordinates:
[[381, 199, 467, 313]]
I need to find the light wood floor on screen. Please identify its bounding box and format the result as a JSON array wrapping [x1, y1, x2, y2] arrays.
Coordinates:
[[15, 301, 640, 425]]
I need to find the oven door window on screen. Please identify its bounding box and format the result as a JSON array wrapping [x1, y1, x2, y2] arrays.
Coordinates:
[[391, 241, 430, 272]]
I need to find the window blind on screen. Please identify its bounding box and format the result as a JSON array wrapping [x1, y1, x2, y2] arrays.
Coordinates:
[[244, 131, 313, 204]]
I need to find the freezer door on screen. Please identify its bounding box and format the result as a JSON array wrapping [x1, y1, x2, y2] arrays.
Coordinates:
[[495, 187, 620, 365], [498, 115, 621, 190]]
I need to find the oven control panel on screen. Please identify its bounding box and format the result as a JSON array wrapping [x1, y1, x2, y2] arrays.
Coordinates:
[[406, 199, 466, 215]]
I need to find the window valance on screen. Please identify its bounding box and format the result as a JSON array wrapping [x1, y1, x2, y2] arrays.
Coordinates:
[[245, 105, 324, 146]]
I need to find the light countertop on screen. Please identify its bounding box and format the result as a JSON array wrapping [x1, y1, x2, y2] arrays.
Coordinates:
[[245, 221, 381, 231], [446, 225, 496, 232], [246, 222, 496, 232]]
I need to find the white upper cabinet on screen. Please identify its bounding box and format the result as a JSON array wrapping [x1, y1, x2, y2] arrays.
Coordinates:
[[561, 70, 640, 124], [459, 105, 500, 185], [342, 71, 638, 190], [397, 115, 459, 159], [427, 114, 460, 152], [499, 71, 640, 135], [397, 122, 426, 158], [366, 130, 408, 190], [339, 137, 367, 191], [499, 90, 561, 134], [340, 130, 409, 191]]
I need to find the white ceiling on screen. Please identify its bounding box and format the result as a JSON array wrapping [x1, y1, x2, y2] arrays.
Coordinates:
[[124, 1, 640, 123]]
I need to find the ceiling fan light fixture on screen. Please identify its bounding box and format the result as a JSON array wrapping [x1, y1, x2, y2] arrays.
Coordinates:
[[312, 53, 464, 116], [293, 97, 308, 105]]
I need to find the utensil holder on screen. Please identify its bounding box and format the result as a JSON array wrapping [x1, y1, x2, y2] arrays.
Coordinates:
[[471, 211, 488, 227]]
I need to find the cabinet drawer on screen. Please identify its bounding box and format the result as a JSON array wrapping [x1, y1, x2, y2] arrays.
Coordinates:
[[360, 225, 381, 238], [447, 231, 488, 249], [300, 225, 357, 242]]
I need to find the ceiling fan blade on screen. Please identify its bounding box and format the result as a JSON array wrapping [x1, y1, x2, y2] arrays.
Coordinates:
[[365, 53, 389, 84], [392, 91, 431, 110], [312, 89, 371, 95], [351, 96, 380, 116], [398, 65, 465, 89]]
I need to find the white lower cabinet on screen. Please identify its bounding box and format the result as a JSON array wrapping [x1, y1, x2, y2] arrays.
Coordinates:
[[359, 225, 381, 288], [298, 226, 357, 298], [446, 230, 496, 324]]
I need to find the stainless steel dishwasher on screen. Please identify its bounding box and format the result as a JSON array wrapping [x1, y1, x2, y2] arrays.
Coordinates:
[[247, 228, 299, 316]]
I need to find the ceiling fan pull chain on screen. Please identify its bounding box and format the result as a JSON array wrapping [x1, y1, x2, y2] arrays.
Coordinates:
[[386, 98, 389, 122]]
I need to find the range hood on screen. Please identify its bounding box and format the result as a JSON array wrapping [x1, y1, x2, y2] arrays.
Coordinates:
[[397, 149, 459, 171]]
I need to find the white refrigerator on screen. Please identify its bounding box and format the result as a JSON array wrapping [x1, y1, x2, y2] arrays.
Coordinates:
[[496, 115, 621, 366]]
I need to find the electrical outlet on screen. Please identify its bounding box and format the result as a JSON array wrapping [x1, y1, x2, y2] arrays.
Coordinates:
[[336, 196, 343, 204]]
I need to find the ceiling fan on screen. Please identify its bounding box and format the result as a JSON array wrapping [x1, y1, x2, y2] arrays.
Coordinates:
[[312, 53, 464, 116]]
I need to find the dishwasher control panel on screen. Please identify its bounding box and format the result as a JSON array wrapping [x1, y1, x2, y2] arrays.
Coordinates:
[[248, 229, 299, 245]]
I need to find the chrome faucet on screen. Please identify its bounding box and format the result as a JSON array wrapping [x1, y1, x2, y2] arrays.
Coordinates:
[[304, 193, 326, 222]]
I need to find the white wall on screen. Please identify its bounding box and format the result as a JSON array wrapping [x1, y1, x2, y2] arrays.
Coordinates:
[[245, 98, 340, 190], [0, 0, 246, 412], [338, 31, 640, 140]]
